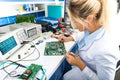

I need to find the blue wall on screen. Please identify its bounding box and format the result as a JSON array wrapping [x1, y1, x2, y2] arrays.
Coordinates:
[[0, 0, 55, 2], [0, 11, 45, 27], [0, 0, 65, 27]]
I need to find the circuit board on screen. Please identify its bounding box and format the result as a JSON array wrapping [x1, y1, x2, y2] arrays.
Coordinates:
[[19, 64, 42, 80], [44, 41, 66, 55]]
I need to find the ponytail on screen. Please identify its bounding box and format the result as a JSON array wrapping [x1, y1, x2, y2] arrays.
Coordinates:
[[98, 0, 110, 27]]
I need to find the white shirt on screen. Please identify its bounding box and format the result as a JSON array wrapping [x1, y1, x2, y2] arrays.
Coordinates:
[[71, 27, 120, 80]]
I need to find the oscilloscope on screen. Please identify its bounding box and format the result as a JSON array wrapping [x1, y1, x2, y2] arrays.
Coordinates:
[[0, 30, 22, 60]]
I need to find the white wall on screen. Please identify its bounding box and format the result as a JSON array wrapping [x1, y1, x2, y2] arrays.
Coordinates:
[[0, 4, 22, 17], [0, 4, 45, 17], [0, 2, 63, 18], [109, 0, 120, 45]]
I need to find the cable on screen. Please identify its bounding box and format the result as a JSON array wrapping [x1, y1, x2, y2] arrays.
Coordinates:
[[2, 62, 21, 80], [8, 60, 27, 68], [0, 41, 41, 80], [35, 66, 47, 80], [35, 77, 41, 80], [0, 41, 41, 70], [41, 67, 45, 74], [41, 66, 47, 80], [18, 41, 40, 61], [13, 41, 40, 62]]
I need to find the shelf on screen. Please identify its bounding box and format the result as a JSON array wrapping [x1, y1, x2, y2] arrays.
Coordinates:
[[17, 9, 45, 15]]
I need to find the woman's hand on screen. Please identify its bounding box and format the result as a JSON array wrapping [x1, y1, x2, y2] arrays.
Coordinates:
[[66, 52, 86, 71], [57, 36, 74, 42]]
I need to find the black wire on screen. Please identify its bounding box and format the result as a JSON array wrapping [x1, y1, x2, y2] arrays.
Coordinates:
[[2, 62, 21, 80], [17, 41, 40, 61], [7, 60, 27, 68], [35, 66, 47, 80], [35, 77, 41, 80], [21, 43, 40, 61], [0, 61, 20, 70], [0, 41, 41, 80], [41, 67, 45, 74], [0, 41, 41, 70], [41, 66, 47, 80]]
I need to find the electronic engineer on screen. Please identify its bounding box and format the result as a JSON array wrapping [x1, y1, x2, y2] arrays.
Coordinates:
[[58, 0, 120, 80]]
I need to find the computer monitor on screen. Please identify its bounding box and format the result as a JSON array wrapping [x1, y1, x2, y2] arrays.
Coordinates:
[[47, 5, 63, 19]]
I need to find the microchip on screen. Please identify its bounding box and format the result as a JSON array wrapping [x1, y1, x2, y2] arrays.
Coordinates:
[[21, 69, 32, 79], [44, 41, 66, 55]]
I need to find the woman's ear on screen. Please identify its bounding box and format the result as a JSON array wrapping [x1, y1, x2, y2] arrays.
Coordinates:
[[86, 14, 96, 23]]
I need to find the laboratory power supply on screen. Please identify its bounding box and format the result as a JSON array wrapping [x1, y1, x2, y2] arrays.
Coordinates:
[[9, 22, 42, 42]]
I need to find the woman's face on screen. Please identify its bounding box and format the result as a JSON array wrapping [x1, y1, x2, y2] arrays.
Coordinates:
[[72, 19, 85, 32]]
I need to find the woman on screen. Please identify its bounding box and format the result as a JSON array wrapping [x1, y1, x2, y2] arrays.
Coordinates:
[[58, 0, 119, 80]]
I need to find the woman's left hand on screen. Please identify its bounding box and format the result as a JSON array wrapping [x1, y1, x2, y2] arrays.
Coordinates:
[[66, 52, 86, 71]]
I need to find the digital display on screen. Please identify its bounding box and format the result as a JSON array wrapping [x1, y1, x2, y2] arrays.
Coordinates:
[[0, 36, 17, 55], [27, 27, 37, 38]]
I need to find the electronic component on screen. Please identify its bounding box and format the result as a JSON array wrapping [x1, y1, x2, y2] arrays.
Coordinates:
[[15, 28, 27, 44], [0, 30, 22, 60], [19, 64, 42, 80], [18, 54, 21, 59], [9, 22, 42, 41], [21, 69, 32, 79], [44, 41, 66, 55]]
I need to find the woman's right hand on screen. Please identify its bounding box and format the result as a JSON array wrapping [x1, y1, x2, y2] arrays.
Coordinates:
[[66, 52, 86, 70], [57, 35, 74, 42]]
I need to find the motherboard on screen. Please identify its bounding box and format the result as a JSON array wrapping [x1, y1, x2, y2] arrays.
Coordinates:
[[44, 41, 66, 55]]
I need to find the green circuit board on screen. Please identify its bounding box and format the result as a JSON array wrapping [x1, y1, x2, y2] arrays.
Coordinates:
[[19, 64, 42, 80], [44, 41, 66, 55]]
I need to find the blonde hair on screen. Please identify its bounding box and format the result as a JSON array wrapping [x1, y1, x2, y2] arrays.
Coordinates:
[[68, 0, 110, 27]]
